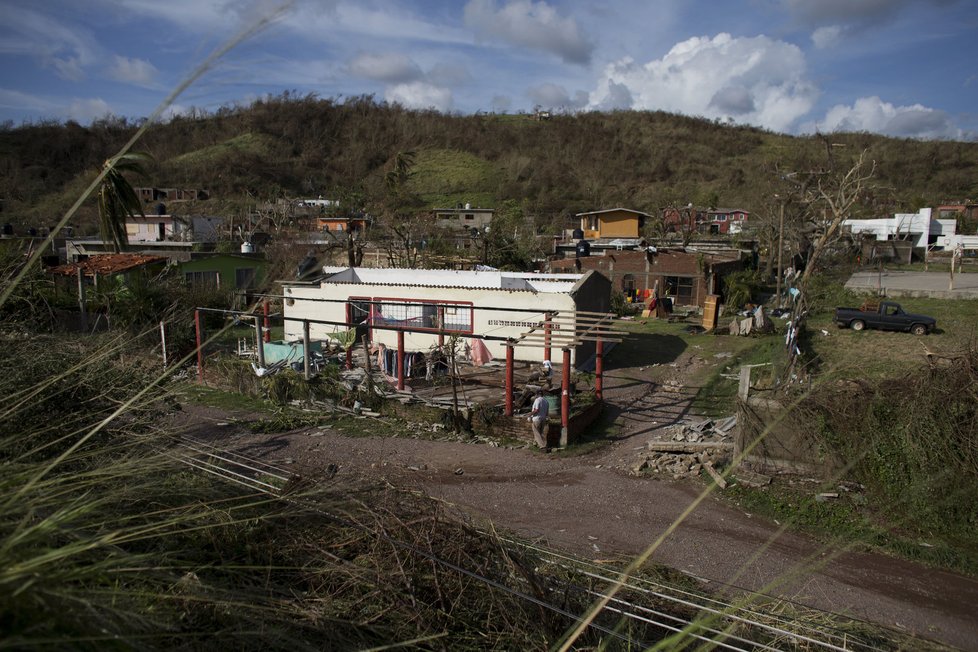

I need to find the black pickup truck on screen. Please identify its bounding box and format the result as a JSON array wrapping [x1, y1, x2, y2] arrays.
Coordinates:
[[834, 301, 936, 335]]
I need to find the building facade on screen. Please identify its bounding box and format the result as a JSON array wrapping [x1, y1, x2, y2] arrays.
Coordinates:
[[282, 267, 611, 364]]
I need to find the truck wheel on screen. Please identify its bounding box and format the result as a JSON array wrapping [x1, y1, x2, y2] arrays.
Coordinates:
[[911, 324, 927, 336], [850, 320, 865, 331]]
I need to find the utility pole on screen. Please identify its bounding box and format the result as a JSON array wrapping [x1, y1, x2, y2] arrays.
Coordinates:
[[775, 197, 785, 308]]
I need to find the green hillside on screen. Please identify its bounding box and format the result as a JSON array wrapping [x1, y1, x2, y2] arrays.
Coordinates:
[[1, 95, 976, 232]]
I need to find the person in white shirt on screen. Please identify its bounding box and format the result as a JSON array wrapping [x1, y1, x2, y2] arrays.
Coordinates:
[[529, 389, 550, 450]]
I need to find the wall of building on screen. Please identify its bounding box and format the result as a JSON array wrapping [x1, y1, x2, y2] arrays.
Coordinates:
[[596, 210, 640, 238], [179, 254, 266, 290], [551, 250, 741, 307], [126, 216, 182, 242], [284, 282, 581, 363]]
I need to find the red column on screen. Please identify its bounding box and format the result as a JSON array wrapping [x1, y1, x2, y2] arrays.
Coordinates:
[[561, 347, 571, 444], [194, 309, 204, 384], [504, 341, 514, 416], [595, 339, 604, 401], [397, 330, 405, 391], [543, 313, 551, 362], [262, 298, 271, 343], [345, 347, 352, 370]]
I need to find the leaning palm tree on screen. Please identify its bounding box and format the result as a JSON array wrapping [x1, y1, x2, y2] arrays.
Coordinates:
[[96, 152, 153, 253]]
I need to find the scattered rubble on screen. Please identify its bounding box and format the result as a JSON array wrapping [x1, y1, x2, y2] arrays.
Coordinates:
[[630, 416, 738, 482]]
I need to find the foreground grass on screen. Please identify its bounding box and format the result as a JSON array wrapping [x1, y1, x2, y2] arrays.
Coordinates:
[[726, 482, 978, 577]]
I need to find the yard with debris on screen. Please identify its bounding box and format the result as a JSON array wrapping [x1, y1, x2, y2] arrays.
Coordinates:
[[167, 304, 978, 650]]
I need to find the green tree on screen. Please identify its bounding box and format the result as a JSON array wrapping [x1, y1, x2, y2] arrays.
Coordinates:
[[96, 152, 153, 252]]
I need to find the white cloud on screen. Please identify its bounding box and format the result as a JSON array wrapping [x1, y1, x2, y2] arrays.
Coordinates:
[[0, 88, 56, 112], [349, 52, 423, 83], [463, 0, 594, 65], [108, 55, 159, 85], [67, 98, 113, 123], [811, 25, 844, 49], [0, 5, 99, 81], [816, 96, 964, 140], [527, 83, 588, 109], [780, 0, 958, 45], [587, 33, 818, 132], [385, 81, 453, 111]]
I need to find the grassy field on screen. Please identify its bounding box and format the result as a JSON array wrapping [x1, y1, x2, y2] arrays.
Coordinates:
[[805, 295, 977, 380], [408, 148, 502, 208]]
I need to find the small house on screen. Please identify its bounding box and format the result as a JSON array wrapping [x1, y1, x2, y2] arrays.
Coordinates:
[[282, 267, 611, 364], [576, 208, 649, 239]]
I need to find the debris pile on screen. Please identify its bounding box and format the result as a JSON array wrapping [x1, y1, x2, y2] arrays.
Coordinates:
[[630, 416, 737, 481]]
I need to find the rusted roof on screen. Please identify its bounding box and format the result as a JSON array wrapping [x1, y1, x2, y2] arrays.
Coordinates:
[[49, 253, 166, 277]]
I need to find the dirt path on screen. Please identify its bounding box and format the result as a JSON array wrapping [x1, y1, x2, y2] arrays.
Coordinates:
[[177, 355, 978, 650]]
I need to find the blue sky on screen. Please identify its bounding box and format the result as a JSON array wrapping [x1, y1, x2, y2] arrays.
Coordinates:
[[1, 0, 976, 140]]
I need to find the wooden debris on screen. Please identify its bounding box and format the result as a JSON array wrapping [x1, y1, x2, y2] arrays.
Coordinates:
[[703, 462, 728, 489], [646, 441, 734, 453]]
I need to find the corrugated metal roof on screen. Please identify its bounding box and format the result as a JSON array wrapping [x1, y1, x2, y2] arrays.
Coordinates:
[[49, 254, 166, 276], [311, 267, 583, 293]]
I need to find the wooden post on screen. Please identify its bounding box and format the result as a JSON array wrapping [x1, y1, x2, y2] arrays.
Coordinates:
[[560, 347, 571, 447], [775, 199, 785, 308], [345, 346, 352, 370], [263, 298, 271, 343], [504, 340, 514, 417], [595, 339, 604, 401], [438, 307, 445, 348], [254, 317, 265, 368], [76, 268, 88, 332], [194, 309, 204, 384], [738, 366, 752, 401], [160, 321, 168, 369], [396, 330, 405, 391], [302, 319, 311, 380], [543, 313, 551, 362]]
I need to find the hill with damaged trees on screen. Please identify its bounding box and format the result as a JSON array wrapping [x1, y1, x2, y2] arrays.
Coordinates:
[[2, 93, 978, 232]]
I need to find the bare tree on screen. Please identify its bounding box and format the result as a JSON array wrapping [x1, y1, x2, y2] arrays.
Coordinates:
[[799, 149, 876, 286]]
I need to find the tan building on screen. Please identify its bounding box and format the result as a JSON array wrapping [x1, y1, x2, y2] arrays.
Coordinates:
[[576, 208, 649, 239]]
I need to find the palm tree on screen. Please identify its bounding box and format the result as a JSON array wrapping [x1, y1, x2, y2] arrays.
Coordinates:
[[96, 152, 153, 252]]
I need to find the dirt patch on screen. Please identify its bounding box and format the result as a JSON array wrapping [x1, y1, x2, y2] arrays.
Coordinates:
[[168, 346, 978, 650]]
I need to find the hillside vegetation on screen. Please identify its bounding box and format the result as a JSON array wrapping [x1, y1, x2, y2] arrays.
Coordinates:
[[2, 94, 977, 231]]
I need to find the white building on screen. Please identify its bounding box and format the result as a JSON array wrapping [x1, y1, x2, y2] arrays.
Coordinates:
[[282, 267, 612, 364], [843, 207, 978, 252]]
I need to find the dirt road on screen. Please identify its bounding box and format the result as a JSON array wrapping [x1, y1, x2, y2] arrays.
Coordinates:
[[180, 353, 978, 650]]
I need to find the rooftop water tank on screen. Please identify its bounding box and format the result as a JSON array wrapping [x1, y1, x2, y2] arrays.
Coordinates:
[[575, 239, 591, 258], [240, 242, 254, 254]]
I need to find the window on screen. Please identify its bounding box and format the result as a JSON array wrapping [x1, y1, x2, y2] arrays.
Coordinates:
[[622, 274, 636, 294], [464, 213, 475, 221], [372, 298, 473, 334], [126, 223, 139, 235], [185, 271, 219, 288], [235, 267, 256, 290], [664, 276, 694, 301]]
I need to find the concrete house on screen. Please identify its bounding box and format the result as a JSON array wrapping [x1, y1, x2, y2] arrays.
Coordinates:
[[179, 252, 266, 291], [706, 208, 749, 234], [432, 205, 494, 232], [577, 208, 649, 239], [550, 248, 743, 307], [282, 267, 611, 364]]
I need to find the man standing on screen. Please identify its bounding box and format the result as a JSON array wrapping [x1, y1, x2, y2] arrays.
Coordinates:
[[529, 389, 550, 451]]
